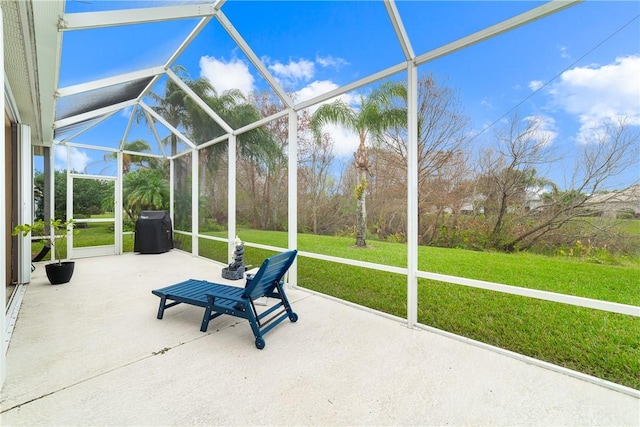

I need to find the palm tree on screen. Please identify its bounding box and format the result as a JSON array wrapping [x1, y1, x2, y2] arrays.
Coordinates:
[[123, 169, 169, 221], [188, 87, 284, 230], [310, 82, 406, 247], [103, 139, 156, 174], [149, 65, 213, 156], [151, 66, 285, 230]]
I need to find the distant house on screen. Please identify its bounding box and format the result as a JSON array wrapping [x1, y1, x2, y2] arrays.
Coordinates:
[[460, 193, 485, 215], [587, 185, 640, 218], [459, 186, 547, 216]]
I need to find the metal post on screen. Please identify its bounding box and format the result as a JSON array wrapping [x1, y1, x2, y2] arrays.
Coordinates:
[[169, 157, 174, 233], [406, 62, 419, 328], [16, 125, 32, 284], [288, 110, 298, 287], [191, 148, 199, 256], [43, 146, 51, 226], [227, 135, 236, 263], [48, 146, 54, 261], [66, 146, 73, 259], [116, 151, 123, 254]]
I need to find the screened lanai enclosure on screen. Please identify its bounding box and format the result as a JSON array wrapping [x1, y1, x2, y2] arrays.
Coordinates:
[[2, 0, 639, 396]]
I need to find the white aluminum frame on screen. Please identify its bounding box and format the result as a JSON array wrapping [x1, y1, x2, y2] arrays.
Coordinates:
[[16, 124, 33, 285], [8, 0, 636, 396], [406, 63, 419, 328], [57, 67, 165, 98], [68, 172, 119, 259], [59, 3, 221, 31], [47, 0, 634, 325]]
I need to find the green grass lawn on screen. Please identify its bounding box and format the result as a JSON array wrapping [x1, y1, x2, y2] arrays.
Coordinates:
[[199, 228, 639, 390], [73, 222, 114, 247], [34, 225, 639, 389]]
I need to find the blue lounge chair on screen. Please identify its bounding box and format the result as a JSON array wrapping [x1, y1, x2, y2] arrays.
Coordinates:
[[152, 250, 298, 349]]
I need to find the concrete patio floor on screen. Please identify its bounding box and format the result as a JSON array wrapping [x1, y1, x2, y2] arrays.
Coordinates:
[[1, 250, 638, 426]]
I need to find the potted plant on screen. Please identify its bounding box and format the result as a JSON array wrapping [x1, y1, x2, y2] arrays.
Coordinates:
[[13, 218, 77, 285]]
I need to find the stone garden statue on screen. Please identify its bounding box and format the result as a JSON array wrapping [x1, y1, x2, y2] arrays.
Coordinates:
[[222, 236, 245, 280]]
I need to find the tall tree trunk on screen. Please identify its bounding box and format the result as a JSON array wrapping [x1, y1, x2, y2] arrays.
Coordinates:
[[312, 201, 318, 234], [354, 139, 369, 247], [490, 190, 509, 247], [171, 134, 177, 157], [355, 170, 367, 247], [249, 161, 259, 229]]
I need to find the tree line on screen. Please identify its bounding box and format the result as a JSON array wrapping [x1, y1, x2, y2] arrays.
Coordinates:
[[44, 67, 640, 257]]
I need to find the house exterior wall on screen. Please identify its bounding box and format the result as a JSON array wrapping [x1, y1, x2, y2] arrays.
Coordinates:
[[1, 3, 6, 386]]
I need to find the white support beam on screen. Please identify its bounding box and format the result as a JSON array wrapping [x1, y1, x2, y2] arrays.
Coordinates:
[[406, 62, 419, 329], [233, 109, 289, 136], [166, 68, 233, 134], [295, 62, 407, 112], [138, 102, 196, 149], [69, 172, 115, 181], [64, 141, 117, 153], [116, 151, 123, 255], [143, 110, 168, 158], [384, 0, 414, 60], [297, 251, 407, 276], [48, 147, 55, 262], [60, 3, 220, 31], [122, 150, 165, 159], [54, 99, 136, 129], [168, 150, 192, 161], [165, 17, 213, 71], [287, 110, 298, 287], [216, 11, 294, 109], [120, 105, 138, 150], [197, 134, 229, 151], [415, 0, 583, 66], [32, 0, 64, 146], [17, 126, 32, 284], [57, 67, 165, 98], [66, 149, 73, 258], [59, 110, 117, 143], [169, 158, 175, 238], [416, 271, 640, 317], [228, 135, 237, 263], [192, 149, 199, 257]]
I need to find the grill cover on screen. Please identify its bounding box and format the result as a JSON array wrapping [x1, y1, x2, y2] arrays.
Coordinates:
[[134, 211, 174, 254]]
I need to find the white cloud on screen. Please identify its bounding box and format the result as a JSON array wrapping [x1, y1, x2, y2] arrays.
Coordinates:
[[295, 80, 360, 158], [295, 80, 358, 108], [481, 98, 494, 109], [316, 54, 349, 69], [549, 55, 640, 141], [199, 56, 255, 96], [120, 105, 133, 118], [54, 146, 91, 172], [325, 124, 360, 158], [558, 45, 570, 59], [295, 80, 339, 104], [268, 58, 315, 82], [528, 80, 544, 91], [524, 114, 557, 145]]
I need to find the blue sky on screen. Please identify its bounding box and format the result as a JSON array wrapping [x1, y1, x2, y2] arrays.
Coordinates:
[[55, 0, 639, 190]]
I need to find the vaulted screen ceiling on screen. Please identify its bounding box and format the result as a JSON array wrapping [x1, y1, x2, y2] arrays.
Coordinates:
[[13, 0, 582, 151]]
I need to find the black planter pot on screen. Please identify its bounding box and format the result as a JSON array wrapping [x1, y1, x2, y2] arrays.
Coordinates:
[[45, 261, 75, 285]]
